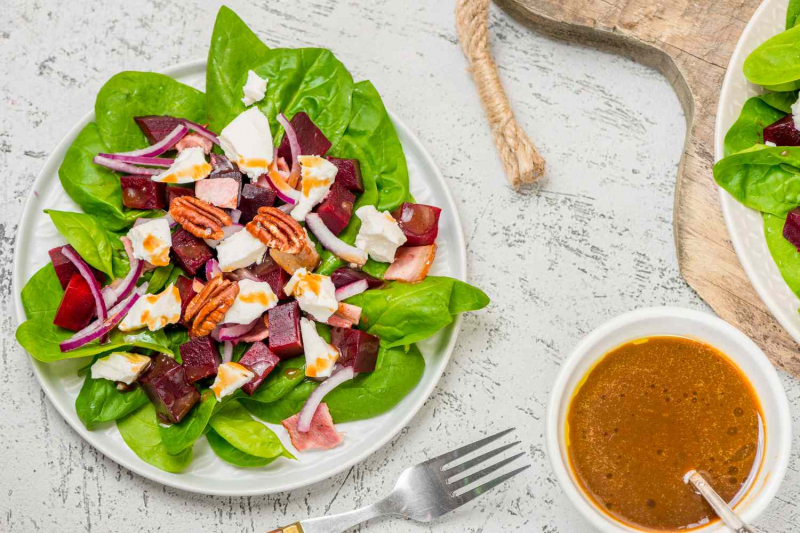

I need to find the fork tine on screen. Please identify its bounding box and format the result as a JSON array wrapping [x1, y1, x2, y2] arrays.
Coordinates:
[[443, 441, 521, 478], [423, 428, 515, 468], [452, 465, 531, 507], [448, 452, 526, 489]]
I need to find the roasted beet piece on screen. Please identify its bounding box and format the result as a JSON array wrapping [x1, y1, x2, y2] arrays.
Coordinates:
[[277, 112, 332, 166], [250, 254, 289, 299], [327, 157, 364, 193], [179, 336, 220, 383], [49, 245, 104, 290], [171, 228, 214, 276], [174, 275, 196, 328], [53, 273, 96, 331], [784, 208, 800, 251], [316, 182, 354, 235], [391, 202, 441, 246], [120, 175, 167, 210], [330, 267, 384, 290], [268, 301, 303, 358], [138, 354, 200, 424], [166, 185, 195, 207], [764, 115, 800, 147], [331, 327, 380, 373], [239, 184, 276, 223], [239, 342, 280, 395], [134, 115, 183, 145]]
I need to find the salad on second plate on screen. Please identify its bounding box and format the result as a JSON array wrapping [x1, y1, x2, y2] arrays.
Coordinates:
[[15, 7, 489, 473]]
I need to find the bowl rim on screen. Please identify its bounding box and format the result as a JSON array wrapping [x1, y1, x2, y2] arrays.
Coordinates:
[[545, 307, 792, 533]]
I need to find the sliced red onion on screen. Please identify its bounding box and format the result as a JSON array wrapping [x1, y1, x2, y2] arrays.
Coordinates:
[[222, 341, 234, 364], [61, 246, 107, 323], [229, 209, 242, 224], [335, 279, 368, 301], [93, 155, 161, 175], [101, 237, 143, 308], [59, 285, 146, 352], [218, 319, 259, 342], [305, 213, 367, 266], [266, 168, 300, 205], [181, 119, 220, 146], [276, 113, 301, 188], [233, 268, 259, 282], [133, 212, 176, 228], [277, 203, 294, 214], [204, 224, 243, 248], [96, 154, 174, 167], [239, 318, 269, 342], [205, 259, 222, 280], [115, 124, 188, 157], [297, 366, 355, 433]]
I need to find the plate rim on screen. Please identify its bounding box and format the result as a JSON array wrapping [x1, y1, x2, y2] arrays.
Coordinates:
[[12, 58, 468, 496]]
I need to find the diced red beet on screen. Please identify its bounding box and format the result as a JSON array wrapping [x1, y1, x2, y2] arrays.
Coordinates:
[[764, 115, 800, 147], [268, 301, 303, 358], [138, 354, 200, 424], [239, 342, 280, 395], [49, 245, 104, 290], [249, 254, 289, 299], [120, 175, 167, 210], [174, 275, 196, 328], [210, 153, 235, 174], [391, 202, 441, 246], [179, 336, 220, 383], [327, 157, 364, 193], [134, 115, 183, 145], [53, 273, 95, 331], [316, 182, 354, 235], [784, 208, 800, 250], [331, 327, 380, 373], [239, 184, 276, 224], [171, 228, 213, 276], [166, 185, 195, 207], [277, 112, 332, 166], [330, 267, 384, 290]]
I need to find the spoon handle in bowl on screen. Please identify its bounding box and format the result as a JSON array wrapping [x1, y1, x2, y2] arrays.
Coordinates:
[[686, 471, 755, 533]]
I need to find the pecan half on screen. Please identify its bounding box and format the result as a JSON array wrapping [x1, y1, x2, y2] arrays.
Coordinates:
[[170, 196, 232, 240], [246, 207, 306, 254], [184, 274, 239, 337]]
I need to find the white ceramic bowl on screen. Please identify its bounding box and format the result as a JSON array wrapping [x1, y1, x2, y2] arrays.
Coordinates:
[[546, 307, 791, 532]]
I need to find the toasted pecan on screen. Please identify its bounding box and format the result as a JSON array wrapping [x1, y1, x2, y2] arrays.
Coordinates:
[[184, 274, 239, 337], [246, 207, 306, 253], [170, 196, 232, 240]]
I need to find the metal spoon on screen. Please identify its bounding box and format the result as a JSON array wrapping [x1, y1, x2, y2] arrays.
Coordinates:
[[684, 470, 755, 533]]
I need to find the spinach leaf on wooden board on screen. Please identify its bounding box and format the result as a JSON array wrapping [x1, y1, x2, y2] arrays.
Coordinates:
[[345, 277, 490, 348], [744, 25, 800, 91], [21, 264, 64, 319], [788, 0, 800, 29], [206, 428, 276, 468], [723, 97, 785, 156], [96, 71, 206, 153], [759, 91, 798, 113], [75, 375, 148, 430], [713, 145, 800, 216], [208, 401, 293, 460], [245, 357, 306, 404], [117, 403, 193, 473], [159, 390, 217, 455], [764, 212, 800, 296], [206, 6, 270, 133], [241, 381, 318, 424], [46, 210, 128, 278]]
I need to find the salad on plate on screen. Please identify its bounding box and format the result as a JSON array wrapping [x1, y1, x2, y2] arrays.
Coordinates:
[[15, 7, 489, 473]]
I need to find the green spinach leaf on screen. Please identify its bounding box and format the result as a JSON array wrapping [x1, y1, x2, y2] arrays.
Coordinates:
[[723, 97, 785, 156], [21, 264, 64, 319], [46, 210, 129, 278], [246, 357, 306, 404], [764, 212, 800, 296], [788, 0, 800, 29], [208, 400, 293, 460], [759, 91, 798, 113], [75, 375, 148, 430], [159, 390, 217, 455], [147, 264, 175, 294], [117, 403, 193, 473], [241, 381, 318, 424], [744, 25, 800, 90], [206, 428, 276, 468]]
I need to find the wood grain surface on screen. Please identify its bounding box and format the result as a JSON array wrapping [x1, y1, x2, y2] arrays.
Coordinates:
[[494, 0, 800, 377]]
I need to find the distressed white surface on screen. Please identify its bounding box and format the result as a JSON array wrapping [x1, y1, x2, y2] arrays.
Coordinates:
[[2, 0, 799, 532]]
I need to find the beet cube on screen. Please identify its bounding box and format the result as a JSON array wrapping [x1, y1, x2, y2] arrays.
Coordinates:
[[784, 208, 800, 251], [179, 336, 220, 383], [138, 354, 200, 424], [268, 301, 303, 358], [316, 182, 354, 235], [53, 274, 96, 331], [391, 202, 441, 246], [250, 254, 289, 299], [764, 115, 800, 147], [120, 175, 167, 210], [239, 342, 281, 395], [174, 275, 196, 328], [166, 185, 195, 207], [49, 245, 104, 290], [171, 228, 213, 276], [277, 112, 332, 166], [210, 153, 235, 174], [331, 327, 380, 373], [327, 157, 364, 193], [239, 184, 276, 223], [134, 115, 183, 145], [330, 267, 384, 290]]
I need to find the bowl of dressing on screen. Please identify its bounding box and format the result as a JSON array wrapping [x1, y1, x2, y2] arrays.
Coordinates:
[[546, 307, 791, 532]]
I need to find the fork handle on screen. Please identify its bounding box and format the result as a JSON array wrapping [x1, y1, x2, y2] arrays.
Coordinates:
[[268, 503, 388, 533]]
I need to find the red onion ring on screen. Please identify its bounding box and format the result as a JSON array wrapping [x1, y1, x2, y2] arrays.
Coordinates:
[[305, 214, 367, 266], [334, 279, 368, 302], [218, 319, 259, 342], [61, 246, 107, 322], [59, 285, 146, 352], [115, 124, 188, 157], [297, 366, 355, 433], [276, 113, 301, 188], [222, 341, 234, 364], [229, 209, 242, 224], [93, 155, 161, 175], [95, 154, 174, 167], [205, 259, 222, 280], [204, 224, 243, 248], [181, 119, 220, 146], [102, 237, 143, 308]]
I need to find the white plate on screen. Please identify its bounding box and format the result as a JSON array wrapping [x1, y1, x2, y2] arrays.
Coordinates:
[[12, 59, 467, 496], [716, 0, 800, 345]]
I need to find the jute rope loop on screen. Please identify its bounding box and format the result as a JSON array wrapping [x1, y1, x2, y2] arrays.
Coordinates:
[[455, 0, 546, 189]]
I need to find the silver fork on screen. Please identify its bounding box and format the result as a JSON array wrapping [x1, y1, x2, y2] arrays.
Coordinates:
[[268, 428, 528, 533]]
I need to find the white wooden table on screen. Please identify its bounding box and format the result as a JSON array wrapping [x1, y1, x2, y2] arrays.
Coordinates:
[[2, 0, 799, 531]]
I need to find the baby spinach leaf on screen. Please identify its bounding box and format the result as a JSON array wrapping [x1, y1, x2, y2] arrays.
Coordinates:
[[46, 210, 129, 278], [246, 357, 306, 404], [759, 91, 798, 113], [723, 97, 785, 156], [764, 212, 800, 296], [159, 390, 217, 455], [788, 0, 800, 29], [117, 403, 193, 473], [208, 400, 293, 460], [96, 71, 206, 153], [241, 381, 318, 425], [206, 6, 270, 132], [346, 277, 490, 348], [206, 428, 276, 468], [713, 145, 800, 216], [21, 264, 63, 319], [744, 25, 800, 90], [147, 264, 175, 294], [75, 375, 148, 430]]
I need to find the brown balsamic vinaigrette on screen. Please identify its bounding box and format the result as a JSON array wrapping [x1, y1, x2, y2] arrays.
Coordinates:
[[566, 336, 763, 531]]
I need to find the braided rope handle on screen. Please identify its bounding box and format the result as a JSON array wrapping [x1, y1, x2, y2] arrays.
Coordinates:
[[455, 0, 546, 189]]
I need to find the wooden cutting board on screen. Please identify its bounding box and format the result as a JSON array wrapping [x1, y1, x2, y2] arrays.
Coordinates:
[[493, 0, 800, 377]]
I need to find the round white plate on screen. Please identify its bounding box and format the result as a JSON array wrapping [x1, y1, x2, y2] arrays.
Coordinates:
[[716, 0, 800, 345], [12, 59, 467, 496]]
